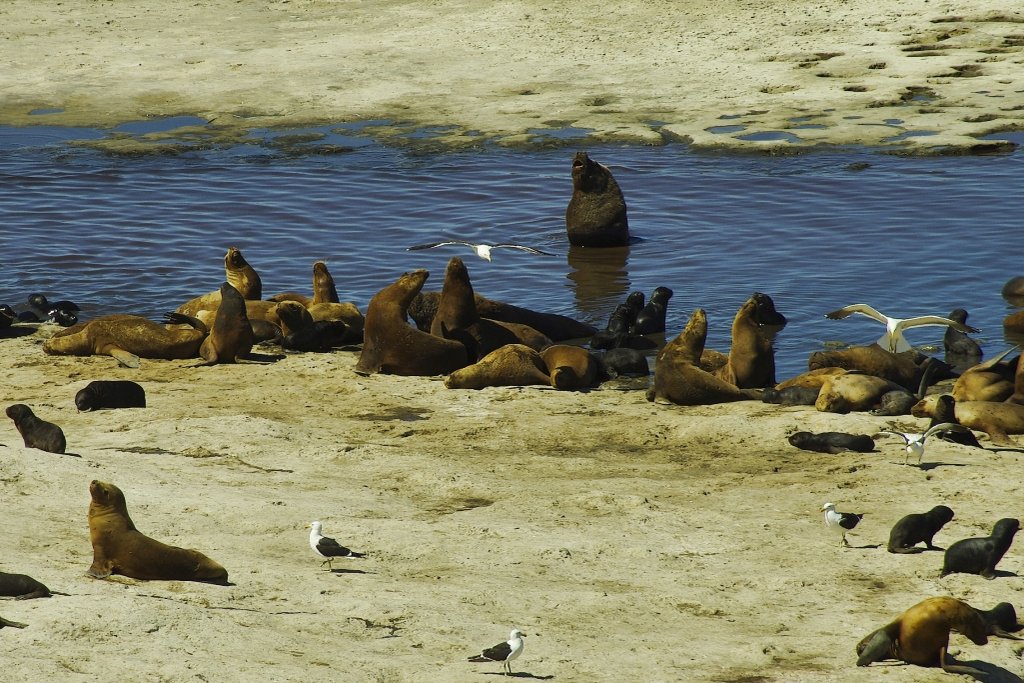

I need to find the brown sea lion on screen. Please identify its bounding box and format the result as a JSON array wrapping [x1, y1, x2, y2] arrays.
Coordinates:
[[0, 571, 52, 600], [565, 151, 630, 247], [808, 345, 925, 392], [87, 480, 228, 584], [305, 262, 365, 339], [356, 270, 468, 376], [540, 344, 600, 390], [774, 367, 849, 390], [44, 314, 207, 368], [950, 348, 1016, 403], [912, 395, 1024, 446], [647, 309, 762, 406], [267, 300, 315, 337], [856, 597, 1000, 674], [6, 404, 67, 454], [1002, 276, 1024, 303], [175, 246, 263, 316], [1004, 309, 1024, 334], [711, 292, 787, 389], [444, 344, 551, 390], [197, 282, 254, 364], [815, 373, 904, 414]]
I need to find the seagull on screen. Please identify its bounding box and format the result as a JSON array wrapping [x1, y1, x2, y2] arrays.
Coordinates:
[[307, 521, 366, 570], [467, 629, 526, 676], [823, 303, 980, 354], [406, 240, 553, 262], [821, 502, 864, 547], [877, 422, 977, 466]]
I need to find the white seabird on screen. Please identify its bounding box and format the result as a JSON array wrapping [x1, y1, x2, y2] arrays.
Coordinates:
[[823, 303, 980, 354], [307, 520, 365, 570], [876, 422, 975, 466], [821, 502, 864, 547], [467, 628, 526, 676], [406, 240, 553, 261]]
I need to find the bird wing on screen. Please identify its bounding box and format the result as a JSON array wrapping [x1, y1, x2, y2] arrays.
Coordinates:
[[894, 315, 979, 333], [877, 429, 911, 445], [839, 513, 863, 530], [824, 303, 887, 323], [492, 244, 553, 256], [316, 536, 354, 557], [407, 241, 472, 251], [476, 641, 512, 662], [923, 422, 972, 440]]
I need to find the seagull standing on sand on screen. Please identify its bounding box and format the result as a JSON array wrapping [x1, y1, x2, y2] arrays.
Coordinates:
[[467, 629, 526, 676], [307, 521, 365, 570], [823, 303, 980, 354], [406, 240, 553, 262], [877, 422, 977, 466], [822, 502, 864, 547]]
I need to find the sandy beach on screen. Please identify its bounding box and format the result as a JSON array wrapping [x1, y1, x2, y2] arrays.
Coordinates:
[[2, 2, 1024, 682]]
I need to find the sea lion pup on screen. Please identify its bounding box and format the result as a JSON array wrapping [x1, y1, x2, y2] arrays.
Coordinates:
[[912, 395, 1024, 446], [943, 308, 982, 372], [75, 380, 146, 411], [976, 602, 1024, 636], [761, 385, 821, 406], [87, 480, 228, 584], [565, 151, 630, 247], [856, 596, 995, 674], [647, 309, 762, 406], [540, 344, 601, 390], [632, 286, 673, 335], [175, 247, 263, 317], [444, 344, 551, 390], [356, 270, 468, 376], [44, 314, 207, 368], [711, 292, 787, 389], [591, 291, 645, 349], [887, 505, 955, 553], [814, 373, 905, 414], [940, 518, 1020, 579], [807, 345, 927, 393], [0, 571, 52, 599], [6, 404, 67, 454], [787, 431, 874, 454], [597, 347, 650, 378], [196, 282, 254, 365], [927, 394, 983, 448]]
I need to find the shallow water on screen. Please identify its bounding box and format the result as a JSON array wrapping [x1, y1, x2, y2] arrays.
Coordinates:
[[1, 123, 1022, 380]]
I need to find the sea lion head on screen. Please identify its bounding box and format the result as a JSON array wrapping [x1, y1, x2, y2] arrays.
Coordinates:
[[224, 247, 262, 299], [926, 505, 955, 526], [669, 308, 708, 366], [224, 247, 248, 271], [650, 286, 673, 306], [571, 151, 611, 193], [391, 270, 430, 307], [75, 387, 97, 412], [750, 292, 787, 328], [625, 291, 645, 313], [5, 404, 32, 422], [273, 300, 313, 335], [312, 261, 340, 304], [89, 480, 127, 510], [993, 517, 1021, 541]]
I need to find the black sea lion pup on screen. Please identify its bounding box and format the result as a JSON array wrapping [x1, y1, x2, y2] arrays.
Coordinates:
[[75, 380, 146, 411], [976, 602, 1024, 637], [6, 404, 67, 455], [788, 431, 874, 454], [940, 518, 1020, 579], [887, 505, 955, 554], [0, 571, 52, 600], [87, 480, 228, 583], [597, 348, 650, 378], [762, 386, 820, 406], [565, 151, 630, 247], [632, 287, 673, 335]]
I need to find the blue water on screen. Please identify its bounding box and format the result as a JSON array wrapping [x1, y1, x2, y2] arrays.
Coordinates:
[[1, 123, 1022, 380]]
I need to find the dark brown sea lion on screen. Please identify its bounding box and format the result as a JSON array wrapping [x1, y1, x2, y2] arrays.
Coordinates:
[[45, 314, 207, 368], [565, 151, 630, 247], [175, 247, 263, 317], [444, 344, 551, 390], [356, 270, 468, 376], [632, 287, 673, 335], [409, 291, 597, 342], [267, 300, 315, 337], [856, 597, 997, 674], [75, 380, 146, 411], [943, 308, 982, 373], [540, 344, 601, 390], [787, 431, 874, 454], [774, 367, 849, 390], [0, 571, 52, 599], [712, 292, 787, 389], [912, 395, 1024, 446], [807, 345, 925, 392], [1002, 276, 1024, 303], [940, 518, 1020, 579], [815, 373, 904, 414], [6, 404, 67, 454], [887, 505, 955, 554], [761, 386, 821, 406], [647, 309, 762, 406], [87, 480, 228, 583], [197, 282, 254, 365], [597, 347, 650, 378], [591, 291, 646, 350]]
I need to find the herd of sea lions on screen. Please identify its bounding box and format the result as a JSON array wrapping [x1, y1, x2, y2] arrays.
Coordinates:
[[4, 152, 1024, 673]]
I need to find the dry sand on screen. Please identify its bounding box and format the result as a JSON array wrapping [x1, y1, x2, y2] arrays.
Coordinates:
[[2, 2, 1023, 682]]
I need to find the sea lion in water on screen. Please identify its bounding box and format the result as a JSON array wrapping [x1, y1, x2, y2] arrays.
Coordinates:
[[45, 313, 207, 368], [75, 380, 146, 411], [356, 270, 468, 376], [940, 517, 1020, 579], [1002, 276, 1024, 303], [565, 151, 630, 247], [0, 571, 52, 599], [87, 480, 228, 583], [540, 344, 601, 390], [887, 505, 955, 554], [196, 283, 254, 365], [444, 344, 551, 390], [912, 395, 1024, 446], [632, 287, 673, 335], [856, 596, 1004, 674], [5, 404, 67, 454], [712, 292, 787, 389], [787, 431, 874, 454], [647, 309, 762, 406]]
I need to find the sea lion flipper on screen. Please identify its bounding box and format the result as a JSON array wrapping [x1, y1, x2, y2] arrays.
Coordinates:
[[0, 617, 28, 629], [107, 348, 141, 368], [86, 563, 112, 579]]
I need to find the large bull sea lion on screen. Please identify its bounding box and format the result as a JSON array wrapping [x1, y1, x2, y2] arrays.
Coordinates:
[[565, 151, 630, 247], [709, 292, 787, 389]]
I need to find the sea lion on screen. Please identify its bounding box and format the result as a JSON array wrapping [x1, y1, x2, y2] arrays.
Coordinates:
[[940, 517, 1020, 579], [0, 571, 52, 599], [87, 480, 228, 583], [928, 394, 984, 448], [856, 596, 994, 674], [808, 345, 927, 392], [1002, 276, 1024, 303], [869, 389, 917, 416], [5, 404, 67, 454], [949, 349, 1016, 403], [28, 293, 80, 326], [912, 395, 1024, 446], [540, 344, 601, 390], [712, 292, 787, 389], [444, 344, 551, 390], [591, 291, 645, 349], [887, 505, 955, 553], [632, 287, 673, 335], [175, 247, 263, 317], [196, 282, 254, 365], [44, 313, 207, 368], [282, 320, 351, 352], [597, 347, 650, 378], [356, 270, 468, 376], [761, 385, 821, 406], [266, 300, 315, 337], [943, 308, 982, 373], [75, 380, 146, 411], [305, 261, 364, 338], [976, 602, 1023, 635], [565, 151, 630, 247], [774, 367, 849, 390], [815, 373, 905, 414], [647, 309, 762, 406], [788, 431, 874, 454]]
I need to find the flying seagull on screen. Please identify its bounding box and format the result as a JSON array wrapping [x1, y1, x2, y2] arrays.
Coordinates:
[[876, 422, 977, 466], [307, 520, 366, 570], [467, 629, 526, 676], [406, 240, 553, 262], [823, 303, 980, 354], [822, 502, 864, 547]]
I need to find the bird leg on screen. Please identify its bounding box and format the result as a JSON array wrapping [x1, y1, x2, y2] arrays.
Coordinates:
[[320, 558, 334, 570]]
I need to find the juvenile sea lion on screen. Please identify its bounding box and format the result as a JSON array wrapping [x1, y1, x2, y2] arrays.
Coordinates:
[[87, 480, 228, 583], [305, 262, 364, 340], [5, 404, 67, 454], [940, 518, 1020, 579], [0, 571, 52, 599], [409, 290, 597, 341], [887, 505, 955, 553], [75, 380, 146, 411], [282, 320, 351, 352], [444, 344, 551, 390], [713, 292, 787, 389], [197, 282, 254, 365], [976, 602, 1024, 635], [761, 386, 821, 406], [788, 431, 875, 454], [856, 596, 994, 674], [356, 270, 468, 376], [647, 309, 762, 406], [912, 395, 1024, 446], [591, 291, 645, 349], [540, 344, 601, 390], [565, 151, 630, 247], [266, 300, 315, 337], [632, 286, 673, 335], [45, 313, 207, 368], [943, 308, 982, 373], [815, 373, 904, 414]]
